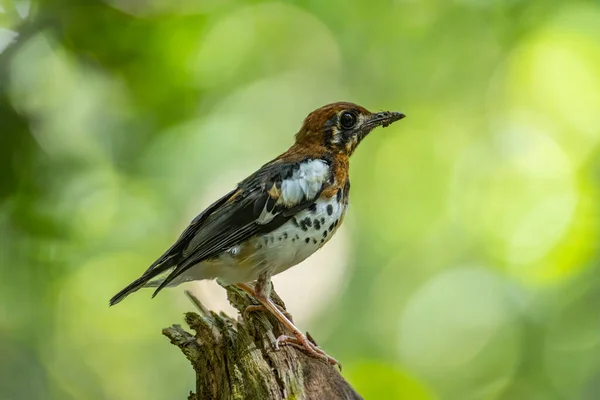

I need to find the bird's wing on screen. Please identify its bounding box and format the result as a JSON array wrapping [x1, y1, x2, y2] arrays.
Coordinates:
[[150, 157, 332, 296], [139, 186, 239, 275], [108, 186, 240, 306]]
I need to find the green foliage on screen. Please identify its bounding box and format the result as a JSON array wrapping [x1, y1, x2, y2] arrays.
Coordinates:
[[2, 0, 600, 399]]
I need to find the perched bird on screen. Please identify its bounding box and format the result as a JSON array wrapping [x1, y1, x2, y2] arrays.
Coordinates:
[[110, 102, 405, 366]]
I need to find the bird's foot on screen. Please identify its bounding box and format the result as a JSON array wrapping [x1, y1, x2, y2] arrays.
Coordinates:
[[236, 280, 339, 369], [275, 332, 341, 370]]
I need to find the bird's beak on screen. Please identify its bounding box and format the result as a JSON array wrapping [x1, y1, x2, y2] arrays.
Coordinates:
[[365, 111, 406, 128]]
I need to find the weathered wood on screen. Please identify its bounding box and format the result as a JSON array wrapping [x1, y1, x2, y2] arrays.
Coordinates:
[[163, 285, 363, 400]]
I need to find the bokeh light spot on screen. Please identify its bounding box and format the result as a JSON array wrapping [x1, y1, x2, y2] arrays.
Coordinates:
[[399, 267, 519, 398]]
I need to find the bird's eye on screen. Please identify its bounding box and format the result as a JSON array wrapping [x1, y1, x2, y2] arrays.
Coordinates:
[[339, 112, 357, 129]]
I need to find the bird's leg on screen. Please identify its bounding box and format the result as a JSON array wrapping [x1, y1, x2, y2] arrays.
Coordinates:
[[237, 282, 333, 363], [244, 304, 294, 322], [236, 274, 340, 368], [238, 282, 294, 322]]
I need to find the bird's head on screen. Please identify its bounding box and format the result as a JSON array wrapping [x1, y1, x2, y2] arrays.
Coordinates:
[[294, 102, 405, 156]]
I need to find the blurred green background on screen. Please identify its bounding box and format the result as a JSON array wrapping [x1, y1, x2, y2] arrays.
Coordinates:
[[2, 0, 600, 399]]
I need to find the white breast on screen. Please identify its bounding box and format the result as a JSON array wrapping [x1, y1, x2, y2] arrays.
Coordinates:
[[259, 195, 346, 276]]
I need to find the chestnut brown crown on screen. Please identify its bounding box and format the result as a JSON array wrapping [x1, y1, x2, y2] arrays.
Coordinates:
[[294, 102, 405, 155]]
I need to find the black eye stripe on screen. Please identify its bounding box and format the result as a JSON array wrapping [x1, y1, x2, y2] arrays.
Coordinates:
[[322, 127, 335, 144], [324, 116, 337, 128]]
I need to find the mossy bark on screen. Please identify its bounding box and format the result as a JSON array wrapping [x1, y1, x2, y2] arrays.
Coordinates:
[[163, 285, 362, 400]]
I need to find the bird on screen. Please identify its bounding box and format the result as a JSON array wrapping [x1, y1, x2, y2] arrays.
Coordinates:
[[109, 101, 405, 367]]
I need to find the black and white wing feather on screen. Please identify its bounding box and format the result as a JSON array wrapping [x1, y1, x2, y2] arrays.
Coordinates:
[[109, 158, 331, 305]]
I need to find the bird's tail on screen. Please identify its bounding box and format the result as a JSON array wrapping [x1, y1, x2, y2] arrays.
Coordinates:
[[109, 268, 176, 306], [109, 275, 151, 306], [109, 253, 179, 306]]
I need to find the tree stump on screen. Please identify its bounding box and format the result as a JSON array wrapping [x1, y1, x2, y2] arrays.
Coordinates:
[[163, 285, 363, 400]]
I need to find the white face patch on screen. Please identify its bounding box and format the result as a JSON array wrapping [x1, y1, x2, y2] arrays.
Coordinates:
[[332, 112, 367, 151]]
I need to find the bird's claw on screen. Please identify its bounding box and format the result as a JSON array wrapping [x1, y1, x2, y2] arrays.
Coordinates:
[[275, 333, 341, 370]]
